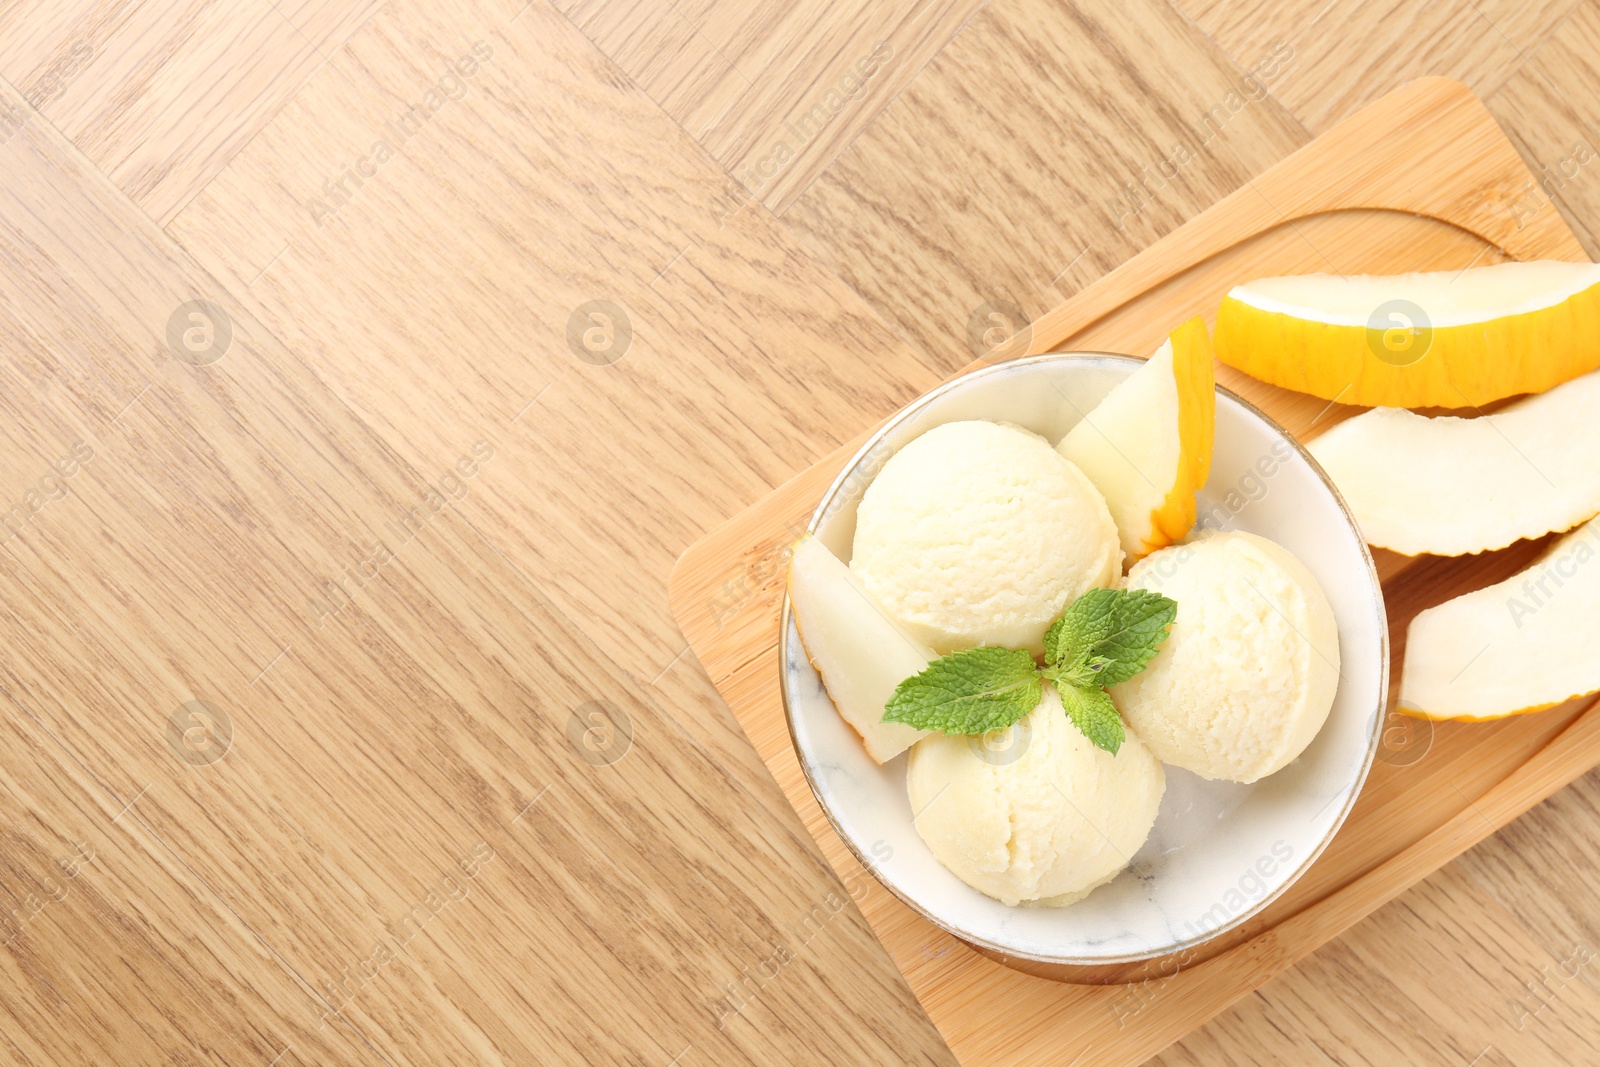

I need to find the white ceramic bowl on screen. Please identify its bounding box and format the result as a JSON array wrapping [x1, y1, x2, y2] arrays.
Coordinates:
[[780, 353, 1387, 968]]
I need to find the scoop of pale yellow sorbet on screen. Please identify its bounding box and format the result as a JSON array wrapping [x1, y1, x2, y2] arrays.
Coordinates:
[[907, 688, 1165, 907], [1111, 532, 1340, 783], [851, 420, 1120, 656]]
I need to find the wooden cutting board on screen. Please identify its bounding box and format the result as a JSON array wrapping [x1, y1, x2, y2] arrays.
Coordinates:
[[667, 77, 1600, 1066]]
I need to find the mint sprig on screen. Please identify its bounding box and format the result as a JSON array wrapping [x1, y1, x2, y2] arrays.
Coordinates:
[[883, 647, 1041, 735], [1044, 587, 1179, 689], [882, 587, 1177, 755], [1058, 682, 1125, 754]]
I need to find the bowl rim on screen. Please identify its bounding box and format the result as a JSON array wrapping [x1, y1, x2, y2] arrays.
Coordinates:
[[778, 350, 1391, 967]]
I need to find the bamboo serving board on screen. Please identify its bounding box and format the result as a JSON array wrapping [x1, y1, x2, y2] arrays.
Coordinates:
[[667, 78, 1600, 1066]]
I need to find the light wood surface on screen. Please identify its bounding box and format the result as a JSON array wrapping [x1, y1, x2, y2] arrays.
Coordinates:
[[3, 0, 1600, 1063], [667, 77, 1600, 1064]]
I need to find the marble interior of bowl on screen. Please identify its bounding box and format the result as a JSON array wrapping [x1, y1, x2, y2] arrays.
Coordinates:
[[781, 353, 1387, 965]]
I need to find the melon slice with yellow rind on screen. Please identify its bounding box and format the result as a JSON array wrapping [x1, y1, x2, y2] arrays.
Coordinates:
[[1400, 515, 1600, 721], [787, 533, 934, 763], [1057, 317, 1215, 564], [1308, 367, 1600, 556], [1215, 260, 1600, 409]]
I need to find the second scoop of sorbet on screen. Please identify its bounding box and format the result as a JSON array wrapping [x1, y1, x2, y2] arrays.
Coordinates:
[[850, 420, 1120, 654], [907, 688, 1166, 907], [1111, 531, 1341, 783]]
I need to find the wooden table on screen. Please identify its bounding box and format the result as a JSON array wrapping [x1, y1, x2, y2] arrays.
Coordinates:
[[1, 1, 1598, 1064]]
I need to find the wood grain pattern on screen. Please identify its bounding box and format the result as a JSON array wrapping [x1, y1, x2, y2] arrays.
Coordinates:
[[1484, 0, 1600, 258], [784, 0, 1309, 375], [4, 0, 1600, 1061], [1173, 0, 1578, 133], [0, 698, 388, 1067], [667, 77, 1600, 1064], [0, 0, 383, 223], [0, 55, 953, 1067], [165, 0, 946, 816], [1192, 720, 1600, 1066], [1260, 863, 1600, 1064], [1151, 849, 1600, 1065], [1453, 765, 1600, 988], [556, 0, 988, 212]]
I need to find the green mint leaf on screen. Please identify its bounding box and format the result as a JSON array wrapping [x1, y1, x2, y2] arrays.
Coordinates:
[[1047, 587, 1177, 688], [1043, 587, 1117, 668], [1090, 589, 1178, 687], [881, 588, 1172, 749], [1058, 683, 1125, 755], [883, 647, 1042, 735], [1045, 653, 1113, 691]]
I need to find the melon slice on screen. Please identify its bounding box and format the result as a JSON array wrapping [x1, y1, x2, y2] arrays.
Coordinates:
[[1308, 368, 1600, 556], [787, 533, 934, 762], [1400, 516, 1600, 721], [1057, 317, 1215, 564], [1214, 260, 1600, 408]]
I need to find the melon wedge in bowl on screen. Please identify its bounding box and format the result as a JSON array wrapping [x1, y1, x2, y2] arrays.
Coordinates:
[[787, 533, 933, 763], [1214, 260, 1600, 408], [1057, 317, 1215, 563], [779, 351, 1387, 973]]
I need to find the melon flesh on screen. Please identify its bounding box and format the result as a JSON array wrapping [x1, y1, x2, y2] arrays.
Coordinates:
[[1308, 368, 1600, 556], [1401, 516, 1600, 721], [1233, 261, 1600, 326], [787, 534, 933, 762], [1057, 318, 1215, 564]]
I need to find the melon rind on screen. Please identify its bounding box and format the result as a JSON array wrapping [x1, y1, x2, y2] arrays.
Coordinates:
[[1215, 261, 1600, 409], [1057, 317, 1216, 564]]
